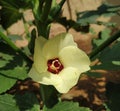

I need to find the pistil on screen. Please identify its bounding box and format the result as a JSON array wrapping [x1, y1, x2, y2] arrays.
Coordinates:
[[47, 58, 64, 74]]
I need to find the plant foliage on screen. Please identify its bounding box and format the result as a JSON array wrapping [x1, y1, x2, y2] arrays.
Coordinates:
[[0, 0, 120, 111]]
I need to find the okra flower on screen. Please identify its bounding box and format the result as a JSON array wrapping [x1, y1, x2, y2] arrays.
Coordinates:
[[28, 33, 90, 93]]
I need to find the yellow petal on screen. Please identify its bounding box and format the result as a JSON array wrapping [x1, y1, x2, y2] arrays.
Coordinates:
[[34, 37, 47, 73], [59, 46, 90, 73], [54, 67, 80, 93], [29, 33, 90, 94], [59, 33, 77, 49], [28, 65, 61, 85], [28, 66, 80, 93], [42, 33, 77, 60]]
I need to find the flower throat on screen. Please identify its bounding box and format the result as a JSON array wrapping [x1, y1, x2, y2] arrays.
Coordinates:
[[47, 58, 64, 74]]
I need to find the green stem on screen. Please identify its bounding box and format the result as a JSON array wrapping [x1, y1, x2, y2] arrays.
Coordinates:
[[50, 0, 66, 19], [39, 0, 44, 14], [32, 0, 52, 39], [37, 22, 50, 39], [32, 0, 41, 20], [89, 30, 120, 59], [41, 0, 52, 22], [40, 85, 46, 105], [40, 84, 58, 108], [22, 15, 31, 39], [0, 31, 32, 65]]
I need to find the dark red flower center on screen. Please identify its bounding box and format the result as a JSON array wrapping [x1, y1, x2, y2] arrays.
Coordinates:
[[47, 58, 64, 74]]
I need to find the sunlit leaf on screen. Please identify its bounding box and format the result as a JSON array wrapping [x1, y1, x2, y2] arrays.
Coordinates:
[[0, 67, 28, 93], [104, 103, 111, 111], [43, 101, 92, 111], [0, 94, 19, 111], [0, 42, 28, 93], [0, 60, 8, 68], [0, 52, 13, 68], [0, 93, 40, 111]]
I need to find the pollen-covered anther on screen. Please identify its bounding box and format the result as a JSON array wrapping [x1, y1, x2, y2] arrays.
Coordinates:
[[47, 58, 64, 74]]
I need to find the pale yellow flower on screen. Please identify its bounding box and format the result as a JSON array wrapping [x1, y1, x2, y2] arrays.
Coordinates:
[[28, 33, 90, 93]]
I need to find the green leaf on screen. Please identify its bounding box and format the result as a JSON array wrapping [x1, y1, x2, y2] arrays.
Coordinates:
[[0, 93, 40, 111], [31, 0, 42, 20], [93, 28, 111, 47], [28, 28, 36, 54], [86, 71, 102, 78], [105, 82, 120, 111], [56, 17, 89, 32], [99, 41, 120, 62], [0, 52, 13, 68], [92, 41, 120, 70], [104, 103, 111, 111], [0, 67, 28, 93], [49, 0, 65, 20], [0, 94, 19, 111], [40, 85, 58, 108], [8, 35, 23, 42], [0, 0, 31, 28], [0, 25, 5, 33], [91, 61, 120, 70], [0, 42, 28, 93], [15, 92, 40, 111], [0, 60, 8, 68], [43, 101, 92, 111]]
